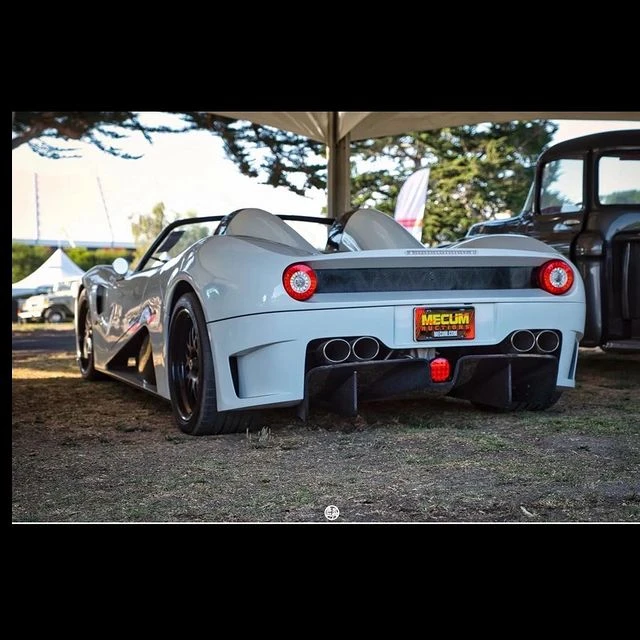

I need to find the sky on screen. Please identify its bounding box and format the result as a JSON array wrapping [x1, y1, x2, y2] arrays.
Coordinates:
[[11, 115, 640, 246]]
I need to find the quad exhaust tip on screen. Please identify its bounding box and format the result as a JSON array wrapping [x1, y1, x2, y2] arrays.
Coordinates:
[[510, 330, 536, 353], [536, 330, 560, 353], [317, 336, 381, 363], [319, 338, 351, 364], [350, 336, 380, 361], [510, 329, 560, 353]]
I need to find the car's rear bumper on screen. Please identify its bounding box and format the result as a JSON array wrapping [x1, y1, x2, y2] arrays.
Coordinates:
[[204, 300, 584, 412]]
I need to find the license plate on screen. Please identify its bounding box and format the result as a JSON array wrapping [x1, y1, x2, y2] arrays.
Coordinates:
[[414, 306, 475, 341]]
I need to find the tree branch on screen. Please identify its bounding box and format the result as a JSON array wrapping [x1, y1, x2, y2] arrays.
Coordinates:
[[12, 121, 46, 149]]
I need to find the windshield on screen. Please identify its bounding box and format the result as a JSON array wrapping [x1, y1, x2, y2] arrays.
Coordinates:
[[136, 219, 221, 271], [135, 210, 329, 272], [52, 280, 79, 293]]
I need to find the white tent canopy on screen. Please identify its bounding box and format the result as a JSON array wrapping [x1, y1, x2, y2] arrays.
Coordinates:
[[211, 111, 640, 216], [12, 248, 85, 298], [214, 111, 640, 143]]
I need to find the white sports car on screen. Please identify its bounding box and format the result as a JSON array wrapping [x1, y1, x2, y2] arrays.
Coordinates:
[[75, 207, 586, 435]]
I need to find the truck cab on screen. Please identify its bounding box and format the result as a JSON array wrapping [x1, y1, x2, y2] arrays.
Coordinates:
[[467, 129, 640, 352]]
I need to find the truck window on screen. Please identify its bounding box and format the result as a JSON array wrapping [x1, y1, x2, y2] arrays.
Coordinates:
[[539, 158, 584, 214], [598, 153, 640, 205]]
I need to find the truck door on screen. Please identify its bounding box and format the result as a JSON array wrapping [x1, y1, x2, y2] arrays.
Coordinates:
[[597, 150, 640, 346], [524, 156, 586, 258]]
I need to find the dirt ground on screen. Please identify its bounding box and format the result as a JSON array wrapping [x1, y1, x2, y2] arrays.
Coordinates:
[[11, 326, 640, 523]]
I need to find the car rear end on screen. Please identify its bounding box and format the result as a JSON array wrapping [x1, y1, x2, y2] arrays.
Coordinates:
[[204, 244, 585, 417]]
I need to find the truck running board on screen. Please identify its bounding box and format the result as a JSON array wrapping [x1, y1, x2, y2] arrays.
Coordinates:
[[602, 340, 640, 352]]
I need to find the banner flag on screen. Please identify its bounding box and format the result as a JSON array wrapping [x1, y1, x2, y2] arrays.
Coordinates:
[[394, 168, 430, 242]]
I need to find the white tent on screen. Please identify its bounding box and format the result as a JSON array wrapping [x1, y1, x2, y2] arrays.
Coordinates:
[[12, 248, 85, 298], [210, 111, 640, 216]]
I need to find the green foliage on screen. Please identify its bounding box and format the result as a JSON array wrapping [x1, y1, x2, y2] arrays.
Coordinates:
[[199, 118, 557, 245], [12, 244, 54, 283], [66, 247, 135, 271], [212, 123, 327, 195], [131, 202, 169, 263], [13, 113, 557, 244], [12, 112, 326, 195], [12, 244, 133, 283], [11, 111, 238, 160], [601, 189, 640, 204], [349, 122, 557, 245]]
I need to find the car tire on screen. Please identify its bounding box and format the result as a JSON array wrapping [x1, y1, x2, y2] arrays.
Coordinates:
[[77, 288, 107, 381], [167, 292, 257, 436], [472, 390, 563, 412], [45, 308, 65, 323]]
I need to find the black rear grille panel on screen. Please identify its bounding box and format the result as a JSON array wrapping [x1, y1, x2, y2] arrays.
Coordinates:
[[315, 267, 534, 293]]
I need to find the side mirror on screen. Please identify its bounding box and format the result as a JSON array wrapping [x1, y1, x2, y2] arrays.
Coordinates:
[[112, 257, 129, 276]]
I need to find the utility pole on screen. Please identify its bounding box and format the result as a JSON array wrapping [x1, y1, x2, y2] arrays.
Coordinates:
[[34, 172, 41, 244], [97, 176, 115, 248]]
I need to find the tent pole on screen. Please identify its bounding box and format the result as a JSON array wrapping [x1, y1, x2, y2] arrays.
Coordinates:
[[327, 112, 351, 219]]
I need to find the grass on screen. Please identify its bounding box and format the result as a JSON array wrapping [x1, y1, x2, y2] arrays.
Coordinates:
[[11, 329, 640, 523], [12, 351, 78, 378], [12, 321, 74, 333]]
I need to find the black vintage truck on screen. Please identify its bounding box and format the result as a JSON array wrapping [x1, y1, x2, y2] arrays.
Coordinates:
[[467, 129, 640, 352]]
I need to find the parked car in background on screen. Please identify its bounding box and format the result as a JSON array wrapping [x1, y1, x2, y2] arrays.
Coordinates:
[[467, 129, 640, 353], [18, 280, 80, 323], [12, 285, 52, 322]]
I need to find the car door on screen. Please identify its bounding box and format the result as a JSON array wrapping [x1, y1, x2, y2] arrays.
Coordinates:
[[93, 266, 158, 353], [523, 156, 587, 258]]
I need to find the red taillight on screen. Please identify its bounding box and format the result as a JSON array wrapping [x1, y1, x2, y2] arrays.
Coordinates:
[[430, 357, 451, 383], [283, 264, 317, 301], [537, 260, 574, 295]]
